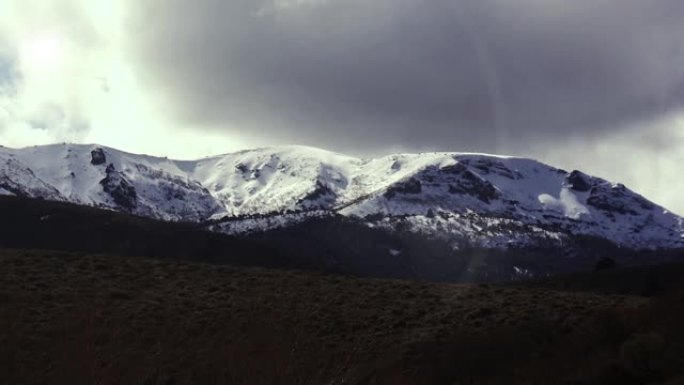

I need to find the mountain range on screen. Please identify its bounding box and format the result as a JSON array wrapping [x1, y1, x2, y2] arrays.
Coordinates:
[[1, 143, 682, 280]]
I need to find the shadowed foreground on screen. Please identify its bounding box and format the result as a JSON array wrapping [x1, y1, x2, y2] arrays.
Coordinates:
[[2, 249, 684, 384]]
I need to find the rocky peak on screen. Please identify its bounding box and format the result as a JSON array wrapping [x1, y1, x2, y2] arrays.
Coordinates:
[[439, 163, 500, 203], [384, 178, 422, 199], [91, 148, 107, 166], [99, 163, 137, 211], [566, 170, 593, 192], [586, 183, 654, 216]]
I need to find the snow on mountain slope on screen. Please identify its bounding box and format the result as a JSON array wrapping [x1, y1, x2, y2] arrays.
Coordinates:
[[0, 150, 65, 200], [0, 143, 682, 250], [0, 144, 223, 221], [187, 146, 360, 216], [338, 155, 684, 249]]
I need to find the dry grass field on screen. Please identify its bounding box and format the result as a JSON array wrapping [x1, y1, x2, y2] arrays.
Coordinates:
[[2, 248, 684, 384]]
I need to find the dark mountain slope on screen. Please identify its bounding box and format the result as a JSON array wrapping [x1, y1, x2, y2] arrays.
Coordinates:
[[2, 195, 682, 283], [0, 195, 293, 269]]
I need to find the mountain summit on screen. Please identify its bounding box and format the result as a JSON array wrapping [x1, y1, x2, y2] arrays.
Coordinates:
[[1, 143, 682, 252]]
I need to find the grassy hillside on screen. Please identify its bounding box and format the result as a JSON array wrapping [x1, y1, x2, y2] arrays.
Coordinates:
[[2, 248, 684, 384]]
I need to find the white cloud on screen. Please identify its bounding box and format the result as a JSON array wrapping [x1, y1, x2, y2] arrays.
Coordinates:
[[0, 0, 247, 159]]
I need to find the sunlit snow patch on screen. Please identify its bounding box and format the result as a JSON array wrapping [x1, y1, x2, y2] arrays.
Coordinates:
[[538, 188, 590, 220]]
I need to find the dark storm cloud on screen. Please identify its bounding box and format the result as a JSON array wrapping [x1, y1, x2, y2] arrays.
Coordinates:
[[127, 0, 684, 154]]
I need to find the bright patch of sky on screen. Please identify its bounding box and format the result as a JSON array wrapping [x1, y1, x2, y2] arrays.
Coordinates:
[[0, 1, 247, 158]]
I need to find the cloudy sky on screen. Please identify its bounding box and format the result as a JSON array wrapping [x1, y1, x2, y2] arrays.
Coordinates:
[[1, 0, 683, 214]]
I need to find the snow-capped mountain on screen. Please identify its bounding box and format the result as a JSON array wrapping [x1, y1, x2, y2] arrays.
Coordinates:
[[1, 143, 682, 251]]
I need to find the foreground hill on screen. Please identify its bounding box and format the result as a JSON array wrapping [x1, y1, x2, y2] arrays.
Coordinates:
[[2, 248, 684, 384], [2, 143, 683, 253]]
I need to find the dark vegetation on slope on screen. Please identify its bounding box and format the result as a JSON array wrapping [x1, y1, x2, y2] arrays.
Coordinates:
[[2, 249, 684, 384], [524, 262, 684, 297], [247, 217, 684, 282], [0, 195, 297, 269], [2, 195, 682, 283]]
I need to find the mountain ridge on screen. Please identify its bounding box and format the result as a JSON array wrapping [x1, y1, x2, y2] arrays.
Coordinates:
[[1, 142, 682, 251]]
